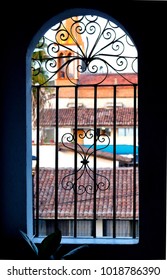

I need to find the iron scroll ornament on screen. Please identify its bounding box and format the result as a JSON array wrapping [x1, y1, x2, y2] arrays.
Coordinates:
[[60, 130, 110, 195], [32, 15, 138, 86]]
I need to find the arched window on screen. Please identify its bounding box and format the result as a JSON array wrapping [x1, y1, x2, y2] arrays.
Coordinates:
[[31, 12, 138, 243]]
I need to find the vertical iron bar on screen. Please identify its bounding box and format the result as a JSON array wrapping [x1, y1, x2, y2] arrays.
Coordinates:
[[113, 85, 117, 238], [93, 85, 97, 238], [133, 85, 137, 238], [36, 86, 40, 237], [74, 85, 78, 237], [55, 86, 59, 230]]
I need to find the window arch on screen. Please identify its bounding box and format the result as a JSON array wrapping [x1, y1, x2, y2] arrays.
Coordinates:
[[31, 11, 138, 243]]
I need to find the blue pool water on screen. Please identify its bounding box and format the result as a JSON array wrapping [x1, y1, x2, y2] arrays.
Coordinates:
[[83, 144, 138, 155]]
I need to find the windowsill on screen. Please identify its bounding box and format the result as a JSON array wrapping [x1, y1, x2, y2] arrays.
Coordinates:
[[33, 236, 139, 245]]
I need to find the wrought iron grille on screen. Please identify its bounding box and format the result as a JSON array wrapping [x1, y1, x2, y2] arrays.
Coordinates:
[[32, 15, 138, 239]]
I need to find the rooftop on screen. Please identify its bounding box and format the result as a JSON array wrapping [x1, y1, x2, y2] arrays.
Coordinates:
[[34, 167, 139, 220], [40, 107, 138, 127]]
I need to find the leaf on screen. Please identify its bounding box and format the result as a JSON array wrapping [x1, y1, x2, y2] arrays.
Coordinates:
[[19, 230, 38, 256], [62, 245, 89, 260], [38, 228, 62, 259]]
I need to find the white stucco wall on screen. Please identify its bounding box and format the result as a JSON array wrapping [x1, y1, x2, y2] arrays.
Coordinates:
[[32, 145, 119, 168]]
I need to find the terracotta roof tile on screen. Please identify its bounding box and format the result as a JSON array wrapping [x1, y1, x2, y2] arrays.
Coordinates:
[[78, 73, 138, 85], [40, 107, 138, 127], [34, 167, 139, 219]]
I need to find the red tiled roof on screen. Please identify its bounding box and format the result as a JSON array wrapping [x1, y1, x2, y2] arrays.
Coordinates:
[[34, 167, 139, 219], [40, 107, 138, 127], [78, 73, 138, 85]]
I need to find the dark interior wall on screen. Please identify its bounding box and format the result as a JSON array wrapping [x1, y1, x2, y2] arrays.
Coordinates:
[[1, 1, 166, 259]]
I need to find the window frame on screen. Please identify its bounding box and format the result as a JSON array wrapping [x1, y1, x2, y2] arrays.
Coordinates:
[[30, 11, 139, 246]]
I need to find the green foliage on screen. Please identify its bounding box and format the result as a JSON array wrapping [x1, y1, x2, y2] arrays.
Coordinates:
[[31, 37, 55, 129], [31, 37, 49, 86], [19, 229, 89, 260]]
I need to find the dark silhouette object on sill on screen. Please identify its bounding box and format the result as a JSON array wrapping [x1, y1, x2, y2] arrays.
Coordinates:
[[19, 228, 89, 260]]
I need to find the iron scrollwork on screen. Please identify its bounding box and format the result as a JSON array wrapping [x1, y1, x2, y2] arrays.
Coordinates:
[[60, 130, 110, 194], [32, 15, 138, 86]]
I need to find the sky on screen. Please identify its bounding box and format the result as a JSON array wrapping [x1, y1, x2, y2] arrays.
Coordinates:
[[42, 15, 138, 75]]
